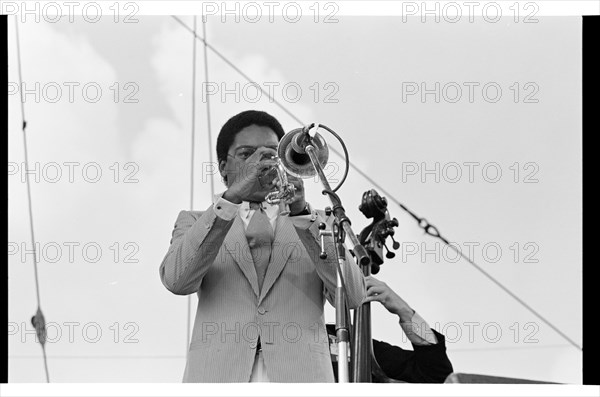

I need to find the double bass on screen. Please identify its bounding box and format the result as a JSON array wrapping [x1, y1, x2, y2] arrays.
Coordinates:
[[351, 189, 402, 383]]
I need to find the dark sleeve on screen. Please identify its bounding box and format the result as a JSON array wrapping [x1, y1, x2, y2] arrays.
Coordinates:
[[372, 330, 454, 383]]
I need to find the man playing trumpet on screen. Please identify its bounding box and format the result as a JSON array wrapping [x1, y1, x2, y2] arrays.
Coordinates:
[[159, 110, 367, 382]]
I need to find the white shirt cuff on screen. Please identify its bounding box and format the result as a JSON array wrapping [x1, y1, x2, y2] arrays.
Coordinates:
[[288, 203, 317, 229], [213, 194, 240, 221]]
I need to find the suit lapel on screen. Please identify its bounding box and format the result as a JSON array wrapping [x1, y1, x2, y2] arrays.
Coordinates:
[[259, 215, 297, 304], [224, 216, 260, 298]]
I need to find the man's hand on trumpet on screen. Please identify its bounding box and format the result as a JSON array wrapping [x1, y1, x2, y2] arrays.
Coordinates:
[[278, 174, 307, 216], [222, 146, 279, 204]]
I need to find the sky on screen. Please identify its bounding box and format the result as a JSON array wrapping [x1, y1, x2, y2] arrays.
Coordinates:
[[7, 8, 582, 388]]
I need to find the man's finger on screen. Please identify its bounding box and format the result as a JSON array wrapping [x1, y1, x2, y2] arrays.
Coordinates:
[[365, 277, 384, 287], [366, 285, 385, 295], [250, 147, 278, 161], [256, 158, 277, 167], [362, 295, 381, 304]]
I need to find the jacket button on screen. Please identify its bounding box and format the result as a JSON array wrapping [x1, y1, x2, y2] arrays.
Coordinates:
[[249, 341, 257, 349], [258, 307, 266, 315]]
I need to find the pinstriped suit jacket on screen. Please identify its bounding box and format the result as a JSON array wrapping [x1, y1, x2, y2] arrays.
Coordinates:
[[159, 205, 366, 382]]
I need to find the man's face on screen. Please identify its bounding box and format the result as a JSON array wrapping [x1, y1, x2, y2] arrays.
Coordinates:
[[219, 124, 280, 202]]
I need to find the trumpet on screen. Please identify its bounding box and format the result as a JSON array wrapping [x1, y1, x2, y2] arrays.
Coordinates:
[[262, 156, 296, 205]]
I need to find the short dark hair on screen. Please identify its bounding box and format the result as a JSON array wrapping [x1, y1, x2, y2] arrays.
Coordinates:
[[216, 110, 285, 165]]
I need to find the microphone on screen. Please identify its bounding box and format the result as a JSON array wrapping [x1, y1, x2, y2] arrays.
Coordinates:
[[290, 125, 312, 154], [277, 124, 329, 179]]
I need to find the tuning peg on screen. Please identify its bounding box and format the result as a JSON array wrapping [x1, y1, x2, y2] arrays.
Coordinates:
[[371, 263, 381, 275], [384, 243, 396, 259], [391, 236, 400, 250]]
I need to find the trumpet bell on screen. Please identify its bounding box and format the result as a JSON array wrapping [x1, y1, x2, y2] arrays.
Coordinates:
[[278, 127, 329, 178]]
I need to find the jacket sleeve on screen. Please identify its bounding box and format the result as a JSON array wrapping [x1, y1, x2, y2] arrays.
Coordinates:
[[159, 206, 234, 295], [372, 330, 454, 383], [293, 209, 366, 309]]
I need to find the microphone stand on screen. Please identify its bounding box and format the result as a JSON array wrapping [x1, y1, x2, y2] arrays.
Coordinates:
[[304, 142, 371, 383]]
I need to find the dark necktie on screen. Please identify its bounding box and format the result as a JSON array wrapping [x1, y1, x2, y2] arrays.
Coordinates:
[[246, 202, 274, 291]]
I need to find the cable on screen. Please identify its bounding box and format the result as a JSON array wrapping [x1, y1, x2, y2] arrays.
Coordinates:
[[14, 16, 50, 383], [171, 16, 304, 126], [202, 20, 215, 199], [444, 243, 582, 351], [186, 16, 199, 357], [185, 16, 217, 359], [310, 123, 350, 193], [169, 16, 582, 354], [189, 15, 198, 228]]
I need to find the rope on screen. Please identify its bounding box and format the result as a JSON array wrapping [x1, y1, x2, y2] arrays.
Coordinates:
[[443, 243, 582, 351], [202, 20, 216, 200], [186, 16, 199, 356], [186, 16, 218, 358], [172, 16, 303, 125], [14, 16, 51, 382]]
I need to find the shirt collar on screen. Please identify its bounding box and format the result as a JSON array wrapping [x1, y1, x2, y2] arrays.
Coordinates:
[[240, 199, 280, 220]]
